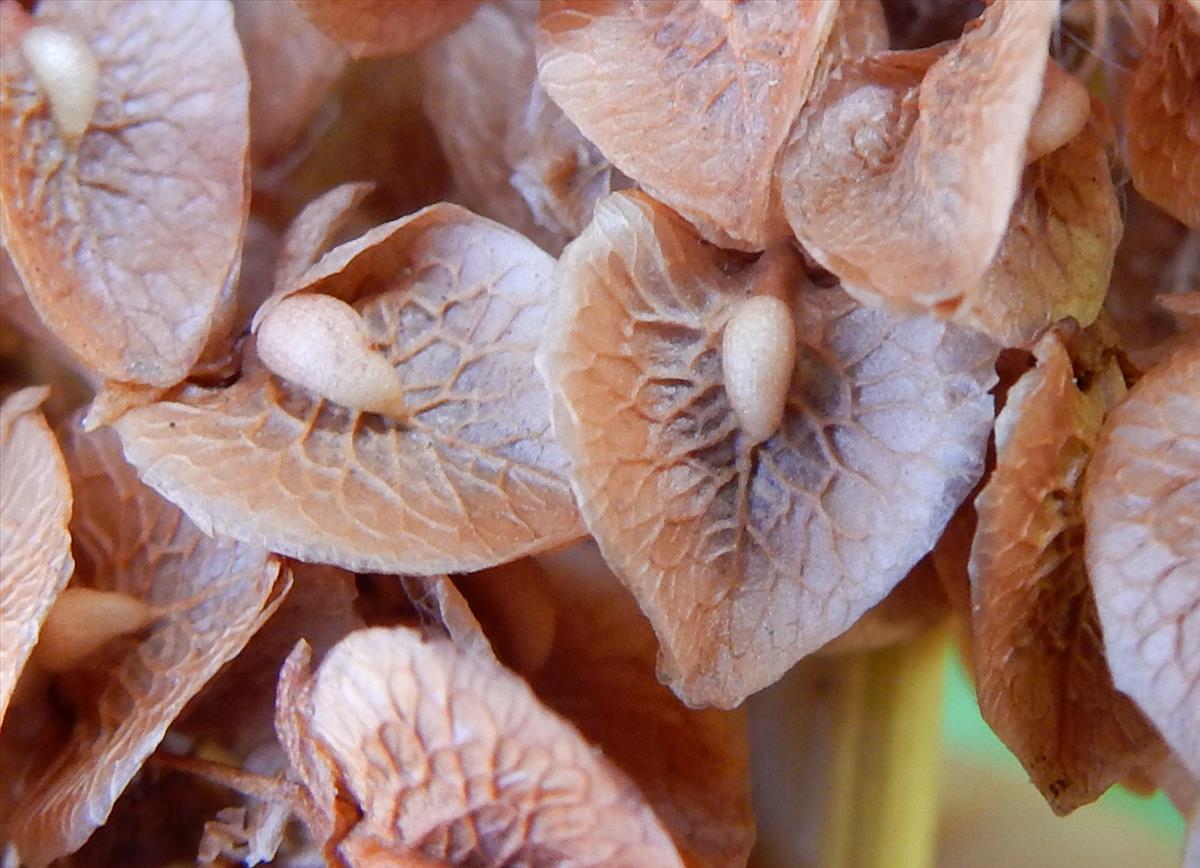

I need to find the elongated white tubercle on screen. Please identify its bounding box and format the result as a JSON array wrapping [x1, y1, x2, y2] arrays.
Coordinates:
[[256, 293, 408, 417], [34, 587, 154, 674], [1025, 61, 1090, 164], [21, 25, 100, 141], [722, 294, 796, 446]]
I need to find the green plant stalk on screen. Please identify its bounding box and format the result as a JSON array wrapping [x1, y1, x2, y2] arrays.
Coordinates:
[[821, 625, 948, 868]]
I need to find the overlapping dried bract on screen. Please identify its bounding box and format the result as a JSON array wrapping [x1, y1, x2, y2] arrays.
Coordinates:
[[522, 546, 754, 865], [780, 0, 1056, 308], [537, 0, 838, 250], [7, 419, 284, 866], [954, 120, 1122, 347], [234, 0, 346, 169], [969, 332, 1159, 814], [280, 627, 686, 866], [540, 192, 997, 707], [1127, 0, 1200, 227], [1085, 342, 1200, 779], [0, 0, 250, 386], [116, 204, 583, 575], [0, 387, 72, 723], [294, 0, 480, 58], [818, 556, 948, 655], [422, 1, 617, 255]]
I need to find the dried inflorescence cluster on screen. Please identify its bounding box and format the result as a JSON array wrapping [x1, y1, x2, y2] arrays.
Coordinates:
[[0, 0, 1197, 865]]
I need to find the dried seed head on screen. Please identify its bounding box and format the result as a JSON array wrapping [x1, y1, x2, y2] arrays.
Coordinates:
[[33, 587, 154, 674], [20, 25, 99, 140], [1026, 61, 1091, 164], [722, 294, 796, 445], [255, 293, 407, 418]]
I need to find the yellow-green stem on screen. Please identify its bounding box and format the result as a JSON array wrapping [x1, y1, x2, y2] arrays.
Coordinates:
[[821, 625, 948, 868]]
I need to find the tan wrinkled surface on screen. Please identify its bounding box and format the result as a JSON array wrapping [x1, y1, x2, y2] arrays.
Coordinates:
[[1085, 342, 1200, 779], [525, 545, 754, 866], [955, 120, 1121, 347], [8, 418, 284, 866], [293, 627, 685, 866], [0, 0, 250, 386], [537, 0, 837, 250], [0, 387, 73, 724], [235, 0, 346, 169], [818, 555, 948, 656], [423, 1, 614, 255], [780, 0, 1055, 307], [970, 332, 1159, 814], [295, 0, 480, 58], [271, 181, 375, 302], [539, 192, 997, 707], [116, 204, 583, 575], [1127, 0, 1200, 228], [398, 574, 498, 664]]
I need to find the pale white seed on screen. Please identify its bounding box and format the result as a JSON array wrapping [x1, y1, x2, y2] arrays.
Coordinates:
[[20, 25, 100, 141], [34, 587, 154, 674], [256, 293, 407, 417], [722, 294, 796, 446], [1025, 61, 1091, 164]]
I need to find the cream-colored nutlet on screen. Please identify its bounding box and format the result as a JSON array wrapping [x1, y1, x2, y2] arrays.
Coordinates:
[[21, 25, 101, 141], [256, 293, 408, 417], [1025, 60, 1090, 164], [34, 587, 154, 674], [722, 294, 796, 446]]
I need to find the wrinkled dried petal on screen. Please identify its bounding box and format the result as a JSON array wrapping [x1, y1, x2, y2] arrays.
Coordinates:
[[398, 574, 498, 664], [537, 0, 838, 250], [954, 119, 1121, 347], [8, 419, 285, 865], [294, 0, 480, 58], [0, 0, 250, 386], [1084, 342, 1200, 779], [0, 387, 73, 723], [423, 2, 615, 255], [1127, 0, 1200, 227], [521, 544, 754, 866], [286, 627, 685, 865], [179, 562, 361, 756], [117, 204, 583, 575], [818, 555, 948, 656], [539, 192, 997, 707], [970, 332, 1159, 814], [235, 0, 346, 170], [780, 0, 1056, 307], [270, 181, 375, 303]]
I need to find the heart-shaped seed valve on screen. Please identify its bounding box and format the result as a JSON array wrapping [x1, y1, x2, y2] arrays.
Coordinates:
[[20, 25, 99, 141], [255, 293, 407, 418], [722, 250, 798, 446]]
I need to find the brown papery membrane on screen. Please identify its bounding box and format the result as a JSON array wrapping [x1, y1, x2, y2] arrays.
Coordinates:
[[294, 0, 480, 59], [234, 0, 346, 171], [1084, 342, 1200, 780], [969, 331, 1161, 814], [0, 387, 73, 724], [537, 0, 838, 251], [538, 191, 997, 708], [953, 117, 1122, 347], [6, 417, 285, 866], [779, 0, 1056, 309], [1127, 0, 1200, 228], [468, 544, 755, 865], [0, 0, 250, 386], [116, 203, 584, 575], [422, 0, 619, 256], [276, 628, 686, 865]]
